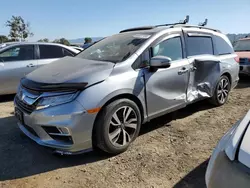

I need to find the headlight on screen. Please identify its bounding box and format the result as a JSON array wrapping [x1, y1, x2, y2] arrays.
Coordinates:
[[36, 92, 78, 110]]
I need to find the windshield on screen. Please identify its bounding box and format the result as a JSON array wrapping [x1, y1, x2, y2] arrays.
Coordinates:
[[234, 40, 250, 51], [76, 32, 152, 63]]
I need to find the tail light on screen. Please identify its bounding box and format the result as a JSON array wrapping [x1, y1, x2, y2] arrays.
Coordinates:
[[234, 56, 240, 63]]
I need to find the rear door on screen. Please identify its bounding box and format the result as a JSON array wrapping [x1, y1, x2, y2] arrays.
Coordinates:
[[183, 31, 220, 102], [143, 34, 191, 119], [0, 45, 36, 94]]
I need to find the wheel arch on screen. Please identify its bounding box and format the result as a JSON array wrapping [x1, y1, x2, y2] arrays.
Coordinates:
[[221, 71, 232, 89], [92, 91, 146, 147]]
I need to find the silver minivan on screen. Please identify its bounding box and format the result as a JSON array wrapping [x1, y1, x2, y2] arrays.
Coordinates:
[[0, 42, 79, 95], [14, 24, 239, 155]]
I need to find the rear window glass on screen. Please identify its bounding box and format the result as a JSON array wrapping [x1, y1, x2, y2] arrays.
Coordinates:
[[214, 36, 234, 55], [187, 36, 213, 56], [234, 40, 250, 52], [39, 45, 64, 59]]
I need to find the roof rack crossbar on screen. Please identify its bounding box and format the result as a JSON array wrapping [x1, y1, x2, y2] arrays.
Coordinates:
[[171, 24, 220, 33], [198, 19, 208, 26], [155, 15, 189, 27], [120, 15, 189, 33]]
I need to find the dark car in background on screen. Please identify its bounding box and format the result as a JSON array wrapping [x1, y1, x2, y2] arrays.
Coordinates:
[[234, 38, 250, 76]]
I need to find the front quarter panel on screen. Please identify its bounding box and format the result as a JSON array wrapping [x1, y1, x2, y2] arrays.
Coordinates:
[[76, 65, 147, 121]]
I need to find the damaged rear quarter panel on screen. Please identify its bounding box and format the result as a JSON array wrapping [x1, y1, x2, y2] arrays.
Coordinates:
[[187, 55, 221, 102]]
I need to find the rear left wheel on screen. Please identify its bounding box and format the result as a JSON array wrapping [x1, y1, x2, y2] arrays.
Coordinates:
[[209, 75, 231, 106]]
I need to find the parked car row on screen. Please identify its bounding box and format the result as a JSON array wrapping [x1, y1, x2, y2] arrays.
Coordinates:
[[234, 37, 250, 76]]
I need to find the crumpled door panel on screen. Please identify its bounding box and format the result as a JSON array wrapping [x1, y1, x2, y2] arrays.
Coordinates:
[[187, 55, 221, 102]]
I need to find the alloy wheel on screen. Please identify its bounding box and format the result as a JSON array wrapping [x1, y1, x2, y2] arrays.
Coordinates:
[[217, 78, 230, 104], [108, 106, 138, 147]]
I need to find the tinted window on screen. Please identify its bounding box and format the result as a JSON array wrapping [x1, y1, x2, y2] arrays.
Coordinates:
[[39, 45, 64, 59], [187, 36, 213, 56], [214, 36, 234, 54], [0, 45, 34, 62], [234, 40, 250, 52], [76, 32, 152, 63], [152, 37, 183, 61], [63, 48, 75, 56]]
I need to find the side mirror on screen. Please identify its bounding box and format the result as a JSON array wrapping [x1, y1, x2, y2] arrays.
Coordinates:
[[150, 56, 171, 69]]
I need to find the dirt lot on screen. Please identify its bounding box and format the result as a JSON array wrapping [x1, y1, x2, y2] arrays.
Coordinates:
[[0, 78, 250, 188]]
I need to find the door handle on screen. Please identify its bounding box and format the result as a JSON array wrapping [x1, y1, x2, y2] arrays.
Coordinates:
[[27, 63, 35, 68], [178, 67, 188, 75]]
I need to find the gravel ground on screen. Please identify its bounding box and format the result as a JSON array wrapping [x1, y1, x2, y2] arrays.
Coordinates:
[[0, 78, 250, 188]]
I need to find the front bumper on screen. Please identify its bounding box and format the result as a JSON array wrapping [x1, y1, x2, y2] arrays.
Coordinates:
[[14, 96, 96, 154]]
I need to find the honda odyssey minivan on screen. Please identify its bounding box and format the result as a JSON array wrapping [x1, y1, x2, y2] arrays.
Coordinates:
[[14, 22, 239, 155]]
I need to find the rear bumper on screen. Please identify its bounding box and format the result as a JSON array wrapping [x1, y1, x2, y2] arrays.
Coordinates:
[[239, 64, 250, 76]]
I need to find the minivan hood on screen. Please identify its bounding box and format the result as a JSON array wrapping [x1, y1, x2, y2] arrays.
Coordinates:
[[24, 56, 114, 91]]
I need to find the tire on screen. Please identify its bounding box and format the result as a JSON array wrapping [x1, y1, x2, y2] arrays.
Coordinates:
[[93, 99, 141, 155], [209, 75, 231, 106]]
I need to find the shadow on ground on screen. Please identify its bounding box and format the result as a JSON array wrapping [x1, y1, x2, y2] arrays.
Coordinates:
[[0, 94, 15, 103], [236, 76, 250, 89], [0, 99, 214, 181], [173, 160, 209, 188]]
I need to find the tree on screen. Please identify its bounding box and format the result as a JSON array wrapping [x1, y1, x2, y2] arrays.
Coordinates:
[[38, 38, 49, 42], [5, 16, 34, 41], [0, 35, 9, 43], [53, 38, 70, 46], [84, 37, 92, 44]]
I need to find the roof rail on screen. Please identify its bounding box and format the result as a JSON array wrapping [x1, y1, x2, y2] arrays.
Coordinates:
[[171, 24, 221, 33], [120, 15, 189, 33]]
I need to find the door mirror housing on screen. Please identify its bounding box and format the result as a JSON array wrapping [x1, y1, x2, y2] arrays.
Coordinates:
[[150, 56, 171, 69]]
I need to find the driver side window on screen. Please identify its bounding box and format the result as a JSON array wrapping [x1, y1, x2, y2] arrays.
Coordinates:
[[152, 37, 183, 61]]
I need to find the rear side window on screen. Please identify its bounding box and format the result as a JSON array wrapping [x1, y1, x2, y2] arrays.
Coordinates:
[[187, 36, 213, 56], [39, 45, 64, 59], [214, 36, 234, 55]]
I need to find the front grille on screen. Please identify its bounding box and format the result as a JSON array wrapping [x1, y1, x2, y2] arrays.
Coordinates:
[[15, 97, 36, 114], [49, 135, 73, 144], [23, 124, 39, 138]]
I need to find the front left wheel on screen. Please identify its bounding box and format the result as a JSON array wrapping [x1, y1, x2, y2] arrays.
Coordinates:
[[93, 99, 141, 155]]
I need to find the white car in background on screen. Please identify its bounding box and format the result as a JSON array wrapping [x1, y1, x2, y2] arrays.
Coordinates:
[[0, 42, 79, 95], [206, 110, 250, 188]]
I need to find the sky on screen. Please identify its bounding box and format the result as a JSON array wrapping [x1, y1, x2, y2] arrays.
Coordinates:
[[0, 0, 249, 41]]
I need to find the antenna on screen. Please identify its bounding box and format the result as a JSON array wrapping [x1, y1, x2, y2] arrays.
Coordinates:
[[179, 15, 189, 24], [199, 19, 208, 26]]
